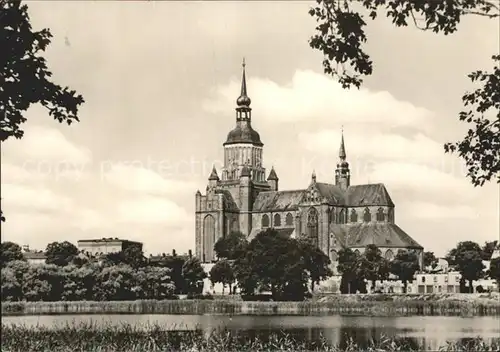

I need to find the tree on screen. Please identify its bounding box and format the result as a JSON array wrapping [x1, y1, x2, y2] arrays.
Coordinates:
[[182, 257, 207, 295], [45, 241, 78, 266], [1, 0, 85, 221], [447, 241, 485, 293], [481, 240, 499, 261], [308, 0, 499, 186], [423, 251, 438, 270], [102, 246, 146, 269], [1, 241, 25, 266], [298, 234, 333, 292], [233, 229, 315, 300], [390, 249, 420, 293], [489, 257, 500, 291], [337, 248, 365, 294], [359, 244, 390, 292], [214, 231, 248, 260], [209, 259, 235, 294]]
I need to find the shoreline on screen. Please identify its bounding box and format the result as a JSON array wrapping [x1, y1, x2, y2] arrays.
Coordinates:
[[3, 293, 500, 317]]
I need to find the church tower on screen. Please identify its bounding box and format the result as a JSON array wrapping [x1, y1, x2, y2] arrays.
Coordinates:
[[221, 59, 267, 185], [335, 128, 350, 190]]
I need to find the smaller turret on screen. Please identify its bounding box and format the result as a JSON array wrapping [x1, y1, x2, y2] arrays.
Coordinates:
[[208, 165, 219, 190], [267, 166, 279, 191], [311, 170, 317, 184]]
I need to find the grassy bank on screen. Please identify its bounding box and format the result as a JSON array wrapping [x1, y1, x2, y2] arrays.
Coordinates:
[[2, 322, 499, 352], [2, 293, 500, 317]]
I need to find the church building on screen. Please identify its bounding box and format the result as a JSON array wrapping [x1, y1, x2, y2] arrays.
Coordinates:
[[195, 61, 424, 272]]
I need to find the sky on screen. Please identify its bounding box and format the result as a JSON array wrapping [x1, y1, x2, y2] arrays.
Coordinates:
[[1, 1, 499, 257]]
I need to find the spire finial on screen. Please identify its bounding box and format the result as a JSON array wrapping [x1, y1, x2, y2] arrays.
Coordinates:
[[339, 127, 346, 161], [236, 58, 251, 107], [312, 170, 317, 183]]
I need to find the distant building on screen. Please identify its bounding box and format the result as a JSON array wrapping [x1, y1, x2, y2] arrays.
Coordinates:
[[23, 251, 47, 266], [77, 238, 143, 256], [195, 60, 424, 271]]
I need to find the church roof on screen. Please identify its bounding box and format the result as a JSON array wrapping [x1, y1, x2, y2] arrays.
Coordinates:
[[252, 190, 305, 212], [330, 223, 422, 249], [216, 190, 239, 211], [346, 183, 394, 207], [315, 182, 346, 205], [224, 125, 263, 146]]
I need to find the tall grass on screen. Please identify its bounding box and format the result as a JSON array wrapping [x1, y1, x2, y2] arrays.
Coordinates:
[[2, 298, 500, 317], [1, 322, 499, 352]]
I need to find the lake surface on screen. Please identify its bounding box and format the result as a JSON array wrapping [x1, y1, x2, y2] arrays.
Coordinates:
[[3, 314, 500, 350]]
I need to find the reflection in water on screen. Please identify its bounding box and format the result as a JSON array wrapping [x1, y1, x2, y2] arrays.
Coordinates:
[[3, 314, 499, 351]]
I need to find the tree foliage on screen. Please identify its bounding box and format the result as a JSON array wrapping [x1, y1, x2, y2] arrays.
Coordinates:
[[446, 241, 485, 292], [214, 231, 248, 260], [359, 244, 390, 291], [308, 0, 499, 186], [337, 247, 365, 294], [45, 241, 79, 267], [298, 234, 333, 292], [480, 240, 499, 261], [0, 0, 85, 221], [209, 259, 235, 294], [1, 0, 85, 141], [182, 257, 207, 294], [423, 251, 438, 270], [390, 249, 420, 293], [233, 229, 331, 300], [489, 257, 500, 287], [1, 241, 25, 266]]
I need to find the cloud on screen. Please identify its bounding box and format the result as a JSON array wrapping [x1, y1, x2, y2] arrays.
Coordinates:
[[2, 124, 91, 165], [403, 201, 478, 220], [299, 130, 446, 162], [203, 70, 434, 128], [116, 196, 190, 225], [1, 183, 75, 213], [101, 164, 196, 195]]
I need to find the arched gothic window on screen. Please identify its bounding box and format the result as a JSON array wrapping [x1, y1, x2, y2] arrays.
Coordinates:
[[307, 207, 319, 245], [262, 214, 270, 228], [350, 209, 358, 223], [338, 209, 345, 224], [376, 207, 385, 222], [363, 207, 372, 222], [274, 213, 281, 227], [285, 213, 294, 226], [385, 249, 394, 261], [203, 215, 216, 263], [354, 249, 361, 256], [388, 208, 394, 222]]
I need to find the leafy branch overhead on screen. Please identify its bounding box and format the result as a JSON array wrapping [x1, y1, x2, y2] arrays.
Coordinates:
[[0, 0, 85, 142], [309, 0, 500, 186]]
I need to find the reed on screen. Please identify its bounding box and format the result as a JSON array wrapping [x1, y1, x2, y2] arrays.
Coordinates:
[[2, 322, 499, 352], [2, 297, 500, 317]]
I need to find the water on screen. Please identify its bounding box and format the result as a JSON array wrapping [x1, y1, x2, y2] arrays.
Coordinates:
[[3, 314, 500, 350]]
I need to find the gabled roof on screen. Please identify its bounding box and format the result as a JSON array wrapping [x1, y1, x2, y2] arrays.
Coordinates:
[[344, 223, 422, 249], [252, 190, 305, 212], [314, 182, 346, 205], [216, 189, 239, 211], [346, 183, 394, 207]]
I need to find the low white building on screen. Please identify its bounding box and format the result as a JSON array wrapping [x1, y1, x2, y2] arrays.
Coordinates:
[[77, 238, 143, 256]]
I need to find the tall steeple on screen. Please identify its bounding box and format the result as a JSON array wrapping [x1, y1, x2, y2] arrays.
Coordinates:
[[335, 127, 350, 190], [339, 126, 346, 161], [236, 58, 251, 116]]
